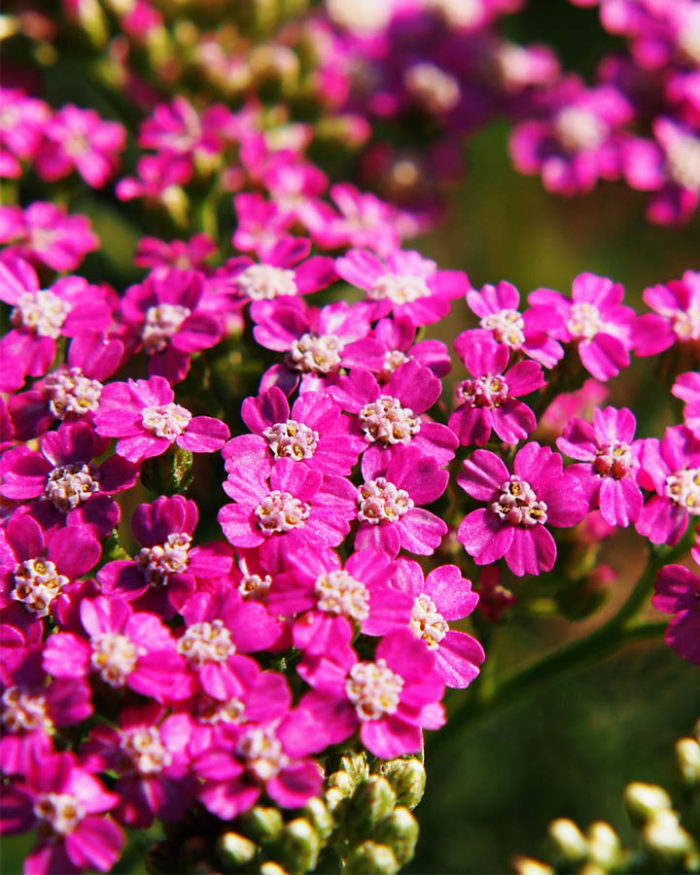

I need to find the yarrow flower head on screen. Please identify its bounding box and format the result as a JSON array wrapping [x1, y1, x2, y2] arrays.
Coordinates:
[[652, 563, 700, 665]]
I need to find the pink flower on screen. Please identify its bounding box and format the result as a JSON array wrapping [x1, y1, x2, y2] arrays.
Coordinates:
[[371, 316, 452, 380], [1, 750, 124, 874], [460, 280, 563, 368], [673, 371, 700, 438], [634, 269, 700, 356], [336, 247, 468, 327], [449, 334, 544, 446], [652, 564, 700, 665], [134, 233, 216, 271], [537, 378, 609, 441], [302, 183, 401, 254], [354, 446, 449, 557], [116, 154, 192, 202], [636, 425, 700, 545], [0, 420, 138, 537], [232, 193, 296, 255], [138, 97, 231, 162], [529, 272, 636, 381], [35, 105, 126, 188], [0, 89, 50, 175], [457, 442, 588, 576], [0, 203, 99, 272], [94, 375, 229, 463], [329, 359, 457, 466], [556, 406, 643, 527]]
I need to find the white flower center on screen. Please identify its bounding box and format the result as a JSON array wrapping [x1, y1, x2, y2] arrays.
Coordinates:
[[314, 570, 370, 621], [90, 633, 141, 687], [44, 367, 103, 418], [480, 308, 526, 348], [255, 489, 310, 534], [288, 332, 342, 374], [120, 726, 172, 775], [238, 572, 272, 600], [236, 727, 288, 782], [236, 264, 298, 300], [409, 594, 448, 650], [360, 395, 420, 446], [44, 462, 100, 511], [491, 475, 548, 527], [566, 302, 603, 341], [369, 273, 431, 304], [142, 303, 191, 354], [379, 349, 410, 381], [672, 305, 700, 342], [357, 477, 414, 525], [666, 133, 700, 193], [346, 658, 404, 721], [141, 402, 192, 439], [593, 442, 634, 480], [665, 467, 700, 515], [263, 419, 319, 460], [553, 106, 608, 153], [10, 290, 71, 338], [404, 63, 460, 114], [678, 12, 700, 66], [11, 559, 69, 617], [1, 686, 53, 734], [457, 374, 509, 408], [136, 532, 192, 585], [177, 619, 235, 667], [34, 793, 85, 836], [195, 695, 247, 725]]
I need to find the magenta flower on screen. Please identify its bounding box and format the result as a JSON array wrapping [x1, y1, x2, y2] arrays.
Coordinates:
[[556, 406, 643, 527], [538, 378, 609, 441], [303, 183, 401, 254], [225, 385, 365, 476], [82, 705, 195, 828], [97, 495, 232, 617], [134, 233, 216, 271], [42, 596, 190, 704], [529, 273, 636, 381], [636, 425, 700, 545], [450, 334, 544, 446], [0, 202, 99, 272], [116, 153, 192, 202], [336, 247, 468, 327], [457, 442, 588, 576], [94, 375, 229, 463], [652, 564, 700, 665], [35, 105, 126, 188], [1, 750, 123, 874], [673, 371, 700, 438], [0, 88, 50, 175], [365, 559, 485, 689], [232, 193, 296, 255], [138, 96, 231, 163], [460, 280, 563, 368], [0, 420, 138, 537], [119, 268, 224, 384], [293, 630, 446, 759], [371, 316, 452, 380], [218, 456, 356, 558], [634, 270, 700, 356], [354, 446, 449, 557], [0, 257, 112, 388]]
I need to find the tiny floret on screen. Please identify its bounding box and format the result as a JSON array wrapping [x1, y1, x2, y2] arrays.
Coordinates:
[[255, 490, 311, 533], [12, 559, 69, 616], [314, 570, 370, 622], [357, 478, 415, 524], [346, 659, 404, 721], [263, 420, 319, 460], [360, 396, 420, 446]]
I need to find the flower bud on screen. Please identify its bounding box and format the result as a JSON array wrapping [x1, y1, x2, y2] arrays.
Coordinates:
[[346, 841, 400, 875], [340, 752, 370, 784], [642, 809, 696, 863], [141, 446, 194, 496], [676, 737, 700, 786], [623, 782, 672, 824], [240, 806, 284, 842], [373, 807, 419, 866], [325, 770, 355, 812], [345, 776, 396, 842], [378, 758, 426, 809], [303, 797, 334, 841], [510, 855, 554, 875], [218, 832, 258, 870], [260, 863, 290, 875], [272, 818, 321, 875], [547, 818, 588, 865], [585, 821, 622, 870]]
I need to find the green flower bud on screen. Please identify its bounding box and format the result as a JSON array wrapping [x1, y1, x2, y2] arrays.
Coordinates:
[[340, 751, 370, 784], [676, 737, 700, 786], [378, 758, 426, 809], [345, 776, 396, 842], [642, 810, 696, 863], [346, 841, 400, 875], [325, 770, 355, 811], [623, 782, 673, 824], [218, 832, 258, 870], [585, 821, 622, 870], [547, 818, 588, 865], [303, 797, 334, 841], [260, 862, 290, 875], [272, 818, 320, 875], [373, 807, 419, 866], [141, 446, 194, 496], [240, 806, 284, 842], [510, 855, 555, 875]]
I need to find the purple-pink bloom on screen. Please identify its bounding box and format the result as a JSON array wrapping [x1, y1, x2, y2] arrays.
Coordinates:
[[633, 269, 700, 356], [457, 442, 588, 576], [636, 425, 700, 545], [450, 334, 544, 446], [673, 371, 700, 438], [0, 202, 99, 272], [652, 564, 700, 665], [134, 234, 216, 271], [556, 406, 643, 527], [371, 316, 452, 380], [529, 272, 636, 381], [94, 375, 229, 463], [0, 89, 50, 175], [302, 183, 401, 254]]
